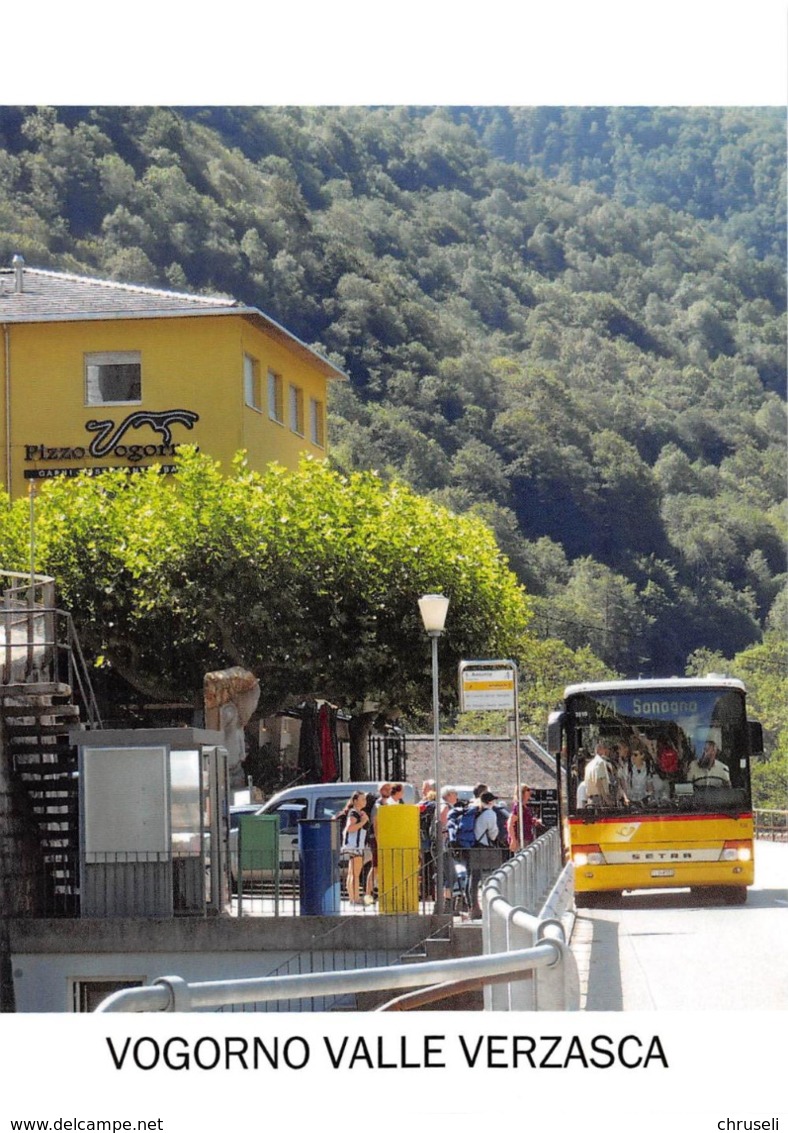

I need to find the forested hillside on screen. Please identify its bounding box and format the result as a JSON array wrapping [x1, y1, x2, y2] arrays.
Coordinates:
[[0, 104, 784, 682]]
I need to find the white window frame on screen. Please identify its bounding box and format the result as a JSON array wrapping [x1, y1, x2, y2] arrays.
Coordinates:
[[309, 397, 325, 448], [70, 976, 144, 1012], [244, 354, 261, 411], [268, 370, 284, 424], [84, 351, 142, 406], [289, 383, 304, 436]]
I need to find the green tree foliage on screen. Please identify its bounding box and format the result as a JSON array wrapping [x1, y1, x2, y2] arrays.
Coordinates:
[[0, 105, 784, 681], [0, 452, 532, 722]]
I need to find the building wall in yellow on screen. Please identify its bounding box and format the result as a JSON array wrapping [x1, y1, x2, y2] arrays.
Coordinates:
[[2, 312, 333, 498]]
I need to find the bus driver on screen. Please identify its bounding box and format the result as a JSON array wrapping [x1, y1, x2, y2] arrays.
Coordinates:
[[687, 734, 731, 788]]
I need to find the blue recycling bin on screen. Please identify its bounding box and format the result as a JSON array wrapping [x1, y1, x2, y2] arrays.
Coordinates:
[[298, 818, 340, 915]]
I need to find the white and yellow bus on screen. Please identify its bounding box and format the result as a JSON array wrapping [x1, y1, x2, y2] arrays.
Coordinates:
[[547, 677, 763, 906]]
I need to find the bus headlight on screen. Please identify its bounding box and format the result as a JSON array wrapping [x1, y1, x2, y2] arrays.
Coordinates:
[[721, 840, 752, 862], [573, 844, 604, 866]]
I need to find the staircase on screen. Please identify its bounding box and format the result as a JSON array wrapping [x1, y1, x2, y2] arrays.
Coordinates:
[[354, 922, 485, 1011], [1, 683, 83, 916], [1, 570, 101, 919]]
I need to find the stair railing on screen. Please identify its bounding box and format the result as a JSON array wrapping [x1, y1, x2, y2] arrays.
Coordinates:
[[0, 570, 102, 728]]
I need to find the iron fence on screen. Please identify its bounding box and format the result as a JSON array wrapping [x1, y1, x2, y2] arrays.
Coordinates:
[[754, 809, 788, 841], [233, 844, 512, 919]]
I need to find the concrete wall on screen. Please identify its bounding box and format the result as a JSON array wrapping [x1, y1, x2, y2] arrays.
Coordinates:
[[405, 735, 555, 799], [9, 914, 444, 1012]]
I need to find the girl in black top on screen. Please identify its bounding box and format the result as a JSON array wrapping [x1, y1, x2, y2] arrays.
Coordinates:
[[341, 791, 369, 904]]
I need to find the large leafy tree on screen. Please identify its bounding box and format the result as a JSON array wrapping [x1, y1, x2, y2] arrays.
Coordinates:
[[0, 451, 534, 769]]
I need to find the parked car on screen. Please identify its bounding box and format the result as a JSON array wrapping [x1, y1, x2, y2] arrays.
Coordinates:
[[229, 780, 417, 885], [229, 803, 265, 831]]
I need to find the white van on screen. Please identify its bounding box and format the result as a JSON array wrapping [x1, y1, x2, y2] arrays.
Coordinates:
[[229, 780, 416, 884]]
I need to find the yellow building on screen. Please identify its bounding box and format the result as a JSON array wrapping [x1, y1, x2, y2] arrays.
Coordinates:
[[0, 256, 346, 497]]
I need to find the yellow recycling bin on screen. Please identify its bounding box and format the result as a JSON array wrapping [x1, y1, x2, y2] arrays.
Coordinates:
[[377, 803, 420, 914]]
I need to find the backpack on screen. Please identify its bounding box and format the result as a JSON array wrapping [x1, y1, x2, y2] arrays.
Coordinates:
[[447, 804, 478, 848], [492, 805, 509, 848], [419, 800, 436, 849]]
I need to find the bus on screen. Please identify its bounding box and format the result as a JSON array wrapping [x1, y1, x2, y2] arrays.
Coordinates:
[[547, 676, 763, 906]]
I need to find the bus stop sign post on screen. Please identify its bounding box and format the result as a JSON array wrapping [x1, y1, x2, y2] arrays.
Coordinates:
[[458, 660, 523, 850]]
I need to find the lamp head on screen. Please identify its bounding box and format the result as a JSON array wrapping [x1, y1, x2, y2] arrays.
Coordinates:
[[418, 593, 449, 634]]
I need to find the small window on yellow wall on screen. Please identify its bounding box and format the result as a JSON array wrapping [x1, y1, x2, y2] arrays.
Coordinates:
[[85, 351, 141, 405], [244, 354, 261, 410], [289, 384, 304, 436], [309, 397, 325, 448], [268, 370, 283, 423]]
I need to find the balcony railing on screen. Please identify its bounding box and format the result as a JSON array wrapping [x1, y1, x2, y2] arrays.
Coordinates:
[[1, 570, 102, 728]]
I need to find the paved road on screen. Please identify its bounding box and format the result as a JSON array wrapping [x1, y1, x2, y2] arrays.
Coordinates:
[[571, 838, 788, 1010]]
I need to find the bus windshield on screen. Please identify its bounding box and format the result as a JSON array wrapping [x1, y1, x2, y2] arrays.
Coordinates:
[[565, 685, 751, 816]]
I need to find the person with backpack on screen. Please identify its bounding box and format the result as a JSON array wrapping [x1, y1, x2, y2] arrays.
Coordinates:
[[419, 789, 437, 900], [439, 786, 459, 838], [468, 782, 509, 845], [446, 796, 478, 849], [473, 791, 501, 846], [467, 791, 501, 919]]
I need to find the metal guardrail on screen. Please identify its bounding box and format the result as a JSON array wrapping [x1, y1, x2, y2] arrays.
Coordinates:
[[94, 829, 576, 1013], [754, 809, 788, 841], [481, 826, 579, 1011], [95, 939, 568, 1012]]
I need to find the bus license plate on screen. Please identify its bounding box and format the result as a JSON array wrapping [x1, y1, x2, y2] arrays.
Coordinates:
[[651, 868, 675, 877]]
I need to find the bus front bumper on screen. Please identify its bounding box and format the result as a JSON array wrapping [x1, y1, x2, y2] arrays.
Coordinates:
[[573, 859, 754, 893]]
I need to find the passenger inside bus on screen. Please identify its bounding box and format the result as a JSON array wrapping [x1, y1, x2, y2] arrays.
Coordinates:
[[583, 735, 630, 807], [622, 742, 655, 802]]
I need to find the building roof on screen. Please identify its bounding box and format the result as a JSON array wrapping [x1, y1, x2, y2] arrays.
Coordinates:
[[0, 259, 347, 380]]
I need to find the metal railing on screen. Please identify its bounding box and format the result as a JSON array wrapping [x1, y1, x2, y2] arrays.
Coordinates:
[[754, 809, 788, 841], [481, 826, 578, 1010], [1, 570, 102, 728], [95, 939, 570, 1013], [1, 572, 55, 684], [367, 732, 407, 782], [4, 849, 212, 919], [234, 845, 471, 919], [94, 830, 577, 1013]]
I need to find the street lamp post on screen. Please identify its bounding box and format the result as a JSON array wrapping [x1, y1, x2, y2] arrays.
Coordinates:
[[418, 593, 449, 915]]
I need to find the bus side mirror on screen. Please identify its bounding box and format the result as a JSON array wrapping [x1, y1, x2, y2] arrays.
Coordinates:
[[748, 721, 764, 757], [547, 711, 564, 756]]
